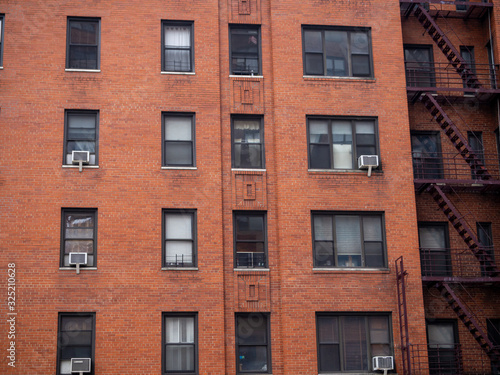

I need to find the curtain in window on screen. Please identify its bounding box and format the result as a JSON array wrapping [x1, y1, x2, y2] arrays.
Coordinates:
[[335, 216, 361, 266], [332, 121, 353, 169], [342, 316, 368, 371]]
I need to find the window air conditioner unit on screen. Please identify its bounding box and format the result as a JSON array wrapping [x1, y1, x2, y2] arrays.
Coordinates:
[[373, 356, 394, 371], [358, 155, 379, 177], [69, 252, 88, 275], [71, 358, 91, 373], [71, 151, 90, 172]]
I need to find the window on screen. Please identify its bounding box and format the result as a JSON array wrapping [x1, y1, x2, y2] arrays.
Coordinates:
[[61, 209, 97, 267], [404, 45, 435, 88], [427, 320, 460, 375], [232, 116, 265, 169], [487, 319, 500, 375], [456, 0, 469, 11], [316, 314, 392, 372], [64, 110, 98, 166], [411, 131, 443, 179], [477, 222, 494, 276], [308, 117, 378, 170], [57, 313, 95, 375], [303, 26, 372, 77], [162, 113, 195, 167], [468, 131, 484, 179], [0, 15, 4, 67], [312, 212, 385, 268], [230, 26, 261, 75], [234, 212, 267, 269], [66, 18, 100, 70], [236, 313, 271, 373], [162, 21, 194, 72], [163, 210, 196, 267], [418, 222, 451, 277], [162, 313, 198, 375]]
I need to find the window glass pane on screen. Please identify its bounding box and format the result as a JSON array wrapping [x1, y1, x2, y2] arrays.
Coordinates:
[[232, 29, 259, 54], [165, 214, 192, 239], [319, 344, 340, 371], [66, 214, 94, 228], [238, 346, 268, 372], [351, 32, 369, 54], [237, 315, 267, 344], [236, 215, 264, 241], [309, 145, 331, 169], [325, 31, 348, 76], [234, 120, 261, 142], [318, 316, 338, 342], [236, 248, 266, 268], [363, 216, 382, 241], [428, 323, 455, 348], [61, 346, 92, 359], [369, 316, 389, 344], [309, 120, 329, 143], [342, 316, 368, 371], [165, 50, 191, 71], [314, 215, 333, 240], [165, 142, 193, 165], [62, 316, 93, 331], [166, 345, 195, 371], [67, 141, 96, 153], [60, 359, 72, 374], [65, 228, 94, 239], [419, 226, 446, 249], [314, 242, 334, 267], [67, 127, 96, 140], [165, 242, 193, 264], [70, 21, 98, 45], [164, 26, 190, 48], [352, 54, 370, 76], [64, 240, 94, 254], [68, 114, 96, 129], [236, 242, 265, 253], [305, 53, 324, 75], [304, 30, 323, 53], [68, 46, 98, 70], [365, 243, 384, 267], [165, 117, 192, 141], [335, 216, 361, 255], [166, 317, 194, 343], [332, 121, 353, 169]]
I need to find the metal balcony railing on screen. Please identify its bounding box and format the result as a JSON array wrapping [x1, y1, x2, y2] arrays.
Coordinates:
[[165, 254, 194, 267], [236, 252, 266, 268], [412, 152, 500, 182], [405, 62, 499, 92], [420, 247, 498, 279]]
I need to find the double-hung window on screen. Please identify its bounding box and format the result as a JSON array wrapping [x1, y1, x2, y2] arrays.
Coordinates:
[[308, 117, 378, 170], [66, 18, 100, 70], [163, 210, 197, 267], [0, 15, 4, 67], [57, 313, 95, 375], [234, 212, 267, 269], [316, 314, 392, 372], [303, 26, 372, 77], [163, 313, 198, 375], [162, 113, 195, 167], [162, 21, 194, 72], [232, 116, 265, 169], [312, 212, 385, 268], [230, 26, 261, 75], [64, 110, 98, 166], [61, 209, 97, 267], [236, 313, 271, 373]]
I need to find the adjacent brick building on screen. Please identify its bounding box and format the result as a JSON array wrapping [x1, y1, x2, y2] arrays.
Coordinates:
[[0, 1, 499, 374]]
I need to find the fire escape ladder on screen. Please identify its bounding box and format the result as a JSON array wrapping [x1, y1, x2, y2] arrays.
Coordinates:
[[427, 184, 499, 276], [437, 282, 500, 367], [396, 257, 411, 375], [420, 93, 492, 180], [412, 4, 481, 89]]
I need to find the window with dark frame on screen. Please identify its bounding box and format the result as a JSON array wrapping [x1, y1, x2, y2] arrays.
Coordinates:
[[312, 212, 385, 268], [0, 15, 4, 67], [162, 313, 198, 375], [232, 116, 265, 169], [57, 313, 95, 375], [162, 21, 194, 72], [236, 313, 271, 374], [303, 26, 372, 78], [427, 320, 460, 375], [230, 26, 261, 75], [64, 110, 98, 166], [308, 117, 378, 170], [234, 212, 267, 269], [163, 209, 197, 267], [162, 113, 195, 167], [61, 209, 97, 268], [418, 222, 451, 277], [316, 314, 392, 373], [66, 17, 100, 70]]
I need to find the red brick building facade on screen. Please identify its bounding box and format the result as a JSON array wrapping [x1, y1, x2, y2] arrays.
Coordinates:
[[0, 1, 499, 374]]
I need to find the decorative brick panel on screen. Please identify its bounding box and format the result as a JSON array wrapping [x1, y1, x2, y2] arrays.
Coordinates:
[[235, 271, 270, 311], [233, 170, 267, 209], [229, 0, 261, 23], [231, 78, 264, 113]]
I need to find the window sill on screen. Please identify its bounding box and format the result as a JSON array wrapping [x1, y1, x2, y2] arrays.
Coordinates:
[[62, 165, 99, 169], [231, 168, 266, 172], [161, 267, 198, 271], [65, 69, 101, 73], [161, 71, 195, 75], [303, 75, 376, 83], [230, 74, 263, 78], [313, 267, 389, 273], [161, 166, 197, 170], [308, 169, 382, 174], [59, 267, 97, 271], [234, 268, 270, 272]]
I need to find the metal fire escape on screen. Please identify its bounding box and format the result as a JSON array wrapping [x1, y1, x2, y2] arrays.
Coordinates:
[[400, 1, 500, 374]]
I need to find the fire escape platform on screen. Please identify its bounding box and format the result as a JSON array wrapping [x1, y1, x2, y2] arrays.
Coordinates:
[[407, 88, 500, 104], [414, 179, 500, 193], [422, 276, 500, 283], [400, 0, 492, 20]]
